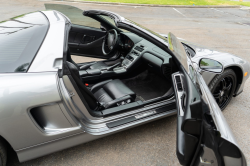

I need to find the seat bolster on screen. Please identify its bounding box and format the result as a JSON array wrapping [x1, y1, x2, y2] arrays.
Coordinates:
[[103, 79, 136, 99], [91, 79, 112, 93]]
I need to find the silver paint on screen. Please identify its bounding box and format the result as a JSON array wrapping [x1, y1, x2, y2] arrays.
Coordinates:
[[28, 11, 65, 72], [197, 72, 247, 166], [0, 72, 82, 151], [60, 75, 176, 134], [160, 33, 250, 94], [0, 9, 248, 165]]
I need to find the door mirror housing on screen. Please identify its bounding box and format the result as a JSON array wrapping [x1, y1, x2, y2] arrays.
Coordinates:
[[199, 58, 223, 73]]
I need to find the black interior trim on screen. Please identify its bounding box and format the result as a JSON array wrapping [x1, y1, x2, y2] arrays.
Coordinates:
[[102, 101, 142, 117]]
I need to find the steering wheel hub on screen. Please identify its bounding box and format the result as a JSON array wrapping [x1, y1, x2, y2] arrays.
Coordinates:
[[102, 29, 118, 56]]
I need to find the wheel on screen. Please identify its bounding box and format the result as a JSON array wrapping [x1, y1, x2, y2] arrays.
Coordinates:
[[0, 139, 7, 166], [209, 69, 236, 111]]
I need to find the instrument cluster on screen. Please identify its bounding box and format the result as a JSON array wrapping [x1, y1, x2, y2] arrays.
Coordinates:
[[119, 34, 134, 51]]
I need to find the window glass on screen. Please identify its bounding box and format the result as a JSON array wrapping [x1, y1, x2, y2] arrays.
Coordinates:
[[45, 4, 100, 28], [168, 32, 188, 71], [0, 12, 49, 73]]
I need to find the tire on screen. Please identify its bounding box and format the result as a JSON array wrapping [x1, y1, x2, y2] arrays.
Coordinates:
[[0, 139, 7, 166], [209, 69, 237, 111]]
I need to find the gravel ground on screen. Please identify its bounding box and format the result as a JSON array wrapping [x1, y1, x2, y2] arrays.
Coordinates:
[[1, 0, 250, 165]]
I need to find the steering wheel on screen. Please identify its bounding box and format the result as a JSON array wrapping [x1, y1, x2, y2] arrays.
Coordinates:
[[102, 29, 118, 56]]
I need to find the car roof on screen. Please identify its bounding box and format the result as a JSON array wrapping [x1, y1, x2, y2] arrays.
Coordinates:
[[28, 10, 67, 73]]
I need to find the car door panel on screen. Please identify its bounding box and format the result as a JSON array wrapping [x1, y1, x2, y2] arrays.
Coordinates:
[[172, 69, 202, 166], [70, 36, 105, 58], [196, 72, 247, 166], [69, 25, 107, 58], [174, 65, 247, 166]]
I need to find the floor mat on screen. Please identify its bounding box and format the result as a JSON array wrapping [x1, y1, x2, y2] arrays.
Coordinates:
[[122, 70, 172, 101]]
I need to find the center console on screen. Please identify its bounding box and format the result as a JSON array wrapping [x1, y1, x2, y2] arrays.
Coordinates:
[[114, 45, 145, 71], [122, 50, 140, 67], [80, 45, 145, 80]]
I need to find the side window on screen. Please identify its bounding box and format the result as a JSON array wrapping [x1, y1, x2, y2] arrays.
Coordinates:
[[45, 4, 100, 28]]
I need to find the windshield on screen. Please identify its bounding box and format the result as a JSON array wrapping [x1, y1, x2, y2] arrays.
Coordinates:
[[45, 4, 101, 28], [125, 18, 168, 43]]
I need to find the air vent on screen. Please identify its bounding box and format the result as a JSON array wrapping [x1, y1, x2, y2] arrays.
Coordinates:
[[134, 46, 144, 52], [175, 76, 183, 91], [162, 65, 172, 80]]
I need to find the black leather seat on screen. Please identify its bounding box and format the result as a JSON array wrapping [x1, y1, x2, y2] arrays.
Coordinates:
[[79, 61, 108, 70], [91, 79, 136, 107], [66, 49, 108, 70], [65, 61, 136, 112]]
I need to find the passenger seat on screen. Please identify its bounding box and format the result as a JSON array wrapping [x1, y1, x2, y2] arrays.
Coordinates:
[[66, 61, 136, 111]]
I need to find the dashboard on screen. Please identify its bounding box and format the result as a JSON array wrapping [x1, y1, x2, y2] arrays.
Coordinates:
[[119, 32, 142, 52], [115, 32, 174, 80]]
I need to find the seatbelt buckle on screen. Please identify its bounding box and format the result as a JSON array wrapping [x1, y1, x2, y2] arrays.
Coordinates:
[[85, 83, 89, 87]]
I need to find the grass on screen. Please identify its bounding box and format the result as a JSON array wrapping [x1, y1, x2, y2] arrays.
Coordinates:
[[80, 0, 250, 7]]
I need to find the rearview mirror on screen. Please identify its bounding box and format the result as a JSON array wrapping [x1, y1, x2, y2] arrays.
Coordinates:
[[199, 58, 223, 73]]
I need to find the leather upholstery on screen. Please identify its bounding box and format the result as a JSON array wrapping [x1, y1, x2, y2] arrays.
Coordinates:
[[66, 61, 81, 79], [91, 79, 112, 93], [79, 62, 96, 70], [66, 61, 136, 111], [89, 61, 108, 70], [66, 47, 108, 71], [93, 88, 113, 103], [91, 79, 136, 103], [66, 61, 98, 111], [80, 61, 108, 70], [102, 79, 136, 99]]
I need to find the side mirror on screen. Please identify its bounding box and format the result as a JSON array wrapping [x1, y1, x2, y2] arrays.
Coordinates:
[[199, 58, 223, 73]]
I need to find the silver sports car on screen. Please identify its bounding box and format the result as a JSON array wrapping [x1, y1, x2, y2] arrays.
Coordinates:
[[0, 4, 249, 166]]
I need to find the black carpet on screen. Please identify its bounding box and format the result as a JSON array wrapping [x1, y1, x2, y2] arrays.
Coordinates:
[[122, 70, 172, 101]]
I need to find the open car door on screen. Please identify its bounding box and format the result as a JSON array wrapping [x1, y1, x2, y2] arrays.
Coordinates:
[[169, 33, 247, 166]]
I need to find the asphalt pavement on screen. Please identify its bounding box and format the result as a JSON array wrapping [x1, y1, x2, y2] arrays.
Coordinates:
[[1, 0, 250, 165]]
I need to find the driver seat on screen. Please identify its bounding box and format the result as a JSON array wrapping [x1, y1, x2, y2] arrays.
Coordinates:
[[79, 61, 108, 70], [66, 49, 108, 70]]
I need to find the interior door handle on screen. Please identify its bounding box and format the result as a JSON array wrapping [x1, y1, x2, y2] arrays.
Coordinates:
[[181, 93, 186, 111], [82, 35, 95, 44]]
